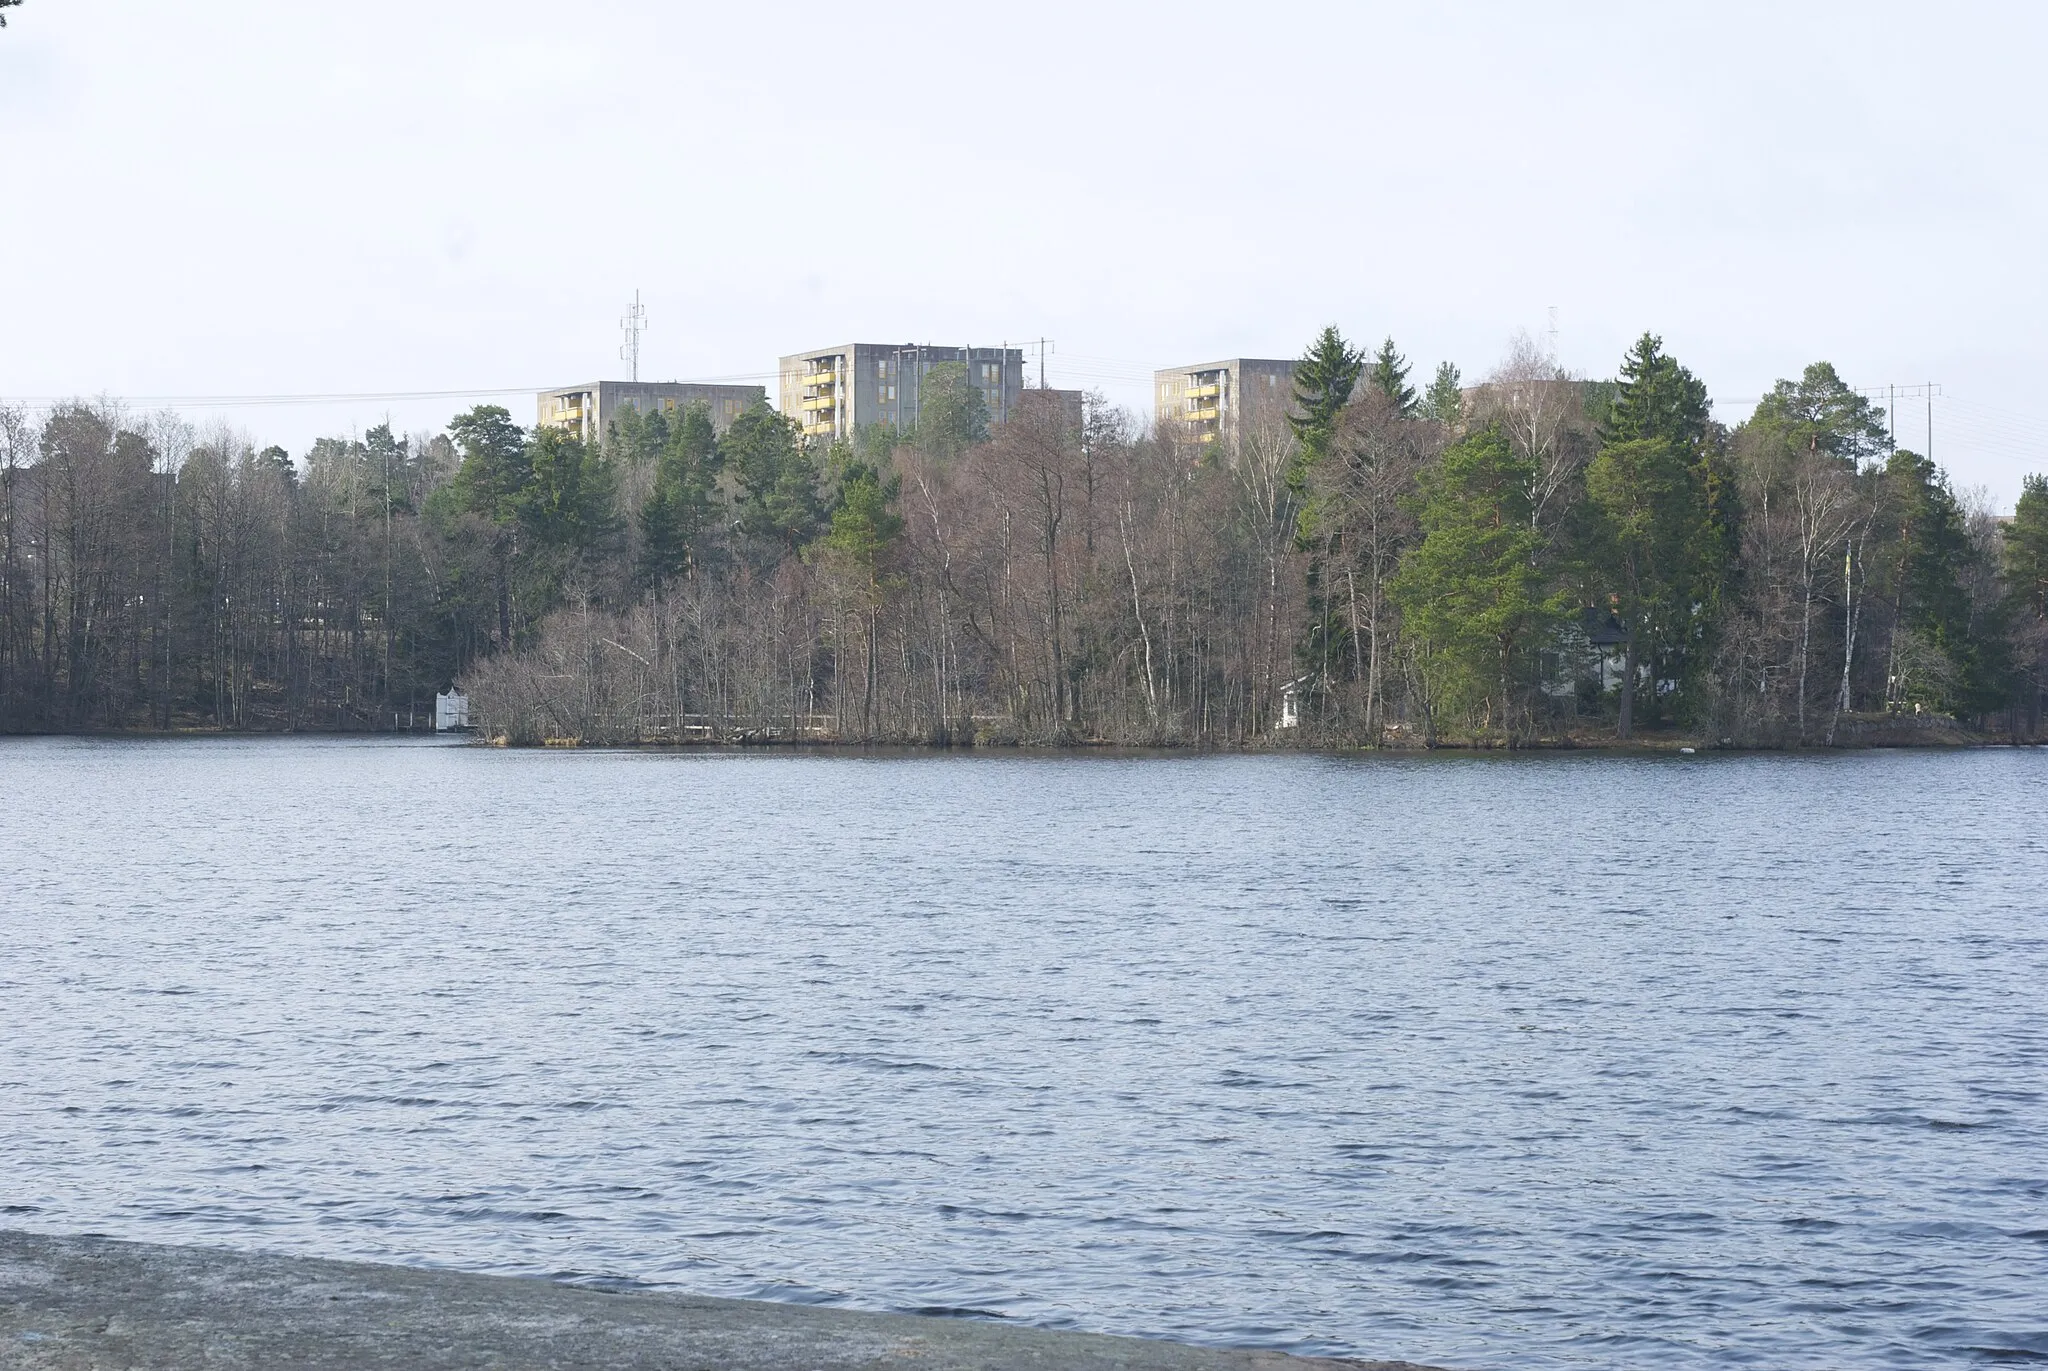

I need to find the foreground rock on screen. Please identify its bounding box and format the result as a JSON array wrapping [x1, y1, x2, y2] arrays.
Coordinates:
[[0, 1231, 1448, 1371]]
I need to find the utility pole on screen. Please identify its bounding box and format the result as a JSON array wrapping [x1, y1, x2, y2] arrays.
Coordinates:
[[1034, 337, 1053, 389], [619, 290, 647, 382], [1858, 383, 1939, 458]]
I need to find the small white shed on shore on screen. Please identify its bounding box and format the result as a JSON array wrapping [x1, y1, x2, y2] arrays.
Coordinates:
[[435, 690, 470, 732]]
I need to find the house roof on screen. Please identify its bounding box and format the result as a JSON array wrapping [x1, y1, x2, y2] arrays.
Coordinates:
[[1581, 605, 1628, 648]]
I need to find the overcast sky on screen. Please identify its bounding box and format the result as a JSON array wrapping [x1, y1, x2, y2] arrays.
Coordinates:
[[4, 1, 2044, 504]]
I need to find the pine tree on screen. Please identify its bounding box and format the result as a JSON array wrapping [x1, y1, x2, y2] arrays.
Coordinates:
[[1750, 361, 1888, 465], [638, 402, 720, 585], [446, 405, 530, 526], [913, 363, 990, 458], [822, 462, 904, 737], [2008, 475, 2048, 620], [1391, 426, 1556, 740], [823, 463, 904, 572], [725, 403, 820, 545], [2008, 474, 2048, 734]]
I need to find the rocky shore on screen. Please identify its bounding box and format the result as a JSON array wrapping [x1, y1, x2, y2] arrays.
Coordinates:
[[0, 1231, 1448, 1371]]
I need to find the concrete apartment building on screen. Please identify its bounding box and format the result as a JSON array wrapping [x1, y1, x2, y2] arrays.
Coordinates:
[[536, 380, 767, 444], [778, 343, 1028, 443], [1154, 358, 1297, 447]]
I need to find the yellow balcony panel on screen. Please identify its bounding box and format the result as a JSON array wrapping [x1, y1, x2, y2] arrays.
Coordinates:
[[802, 421, 837, 437], [1185, 406, 1219, 422], [1186, 383, 1219, 399], [800, 396, 836, 412]]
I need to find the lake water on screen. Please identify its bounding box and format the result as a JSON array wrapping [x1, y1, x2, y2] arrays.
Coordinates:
[[1, 738, 2043, 1369]]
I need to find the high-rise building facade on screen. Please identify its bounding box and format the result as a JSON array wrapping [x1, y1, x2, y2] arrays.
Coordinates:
[[536, 380, 766, 444], [1153, 358, 1297, 447], [778, 344, 1026, 442]]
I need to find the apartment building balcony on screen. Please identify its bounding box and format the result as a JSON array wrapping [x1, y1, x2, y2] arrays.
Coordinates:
[[800, 396, 836, 413], [1186, 383, 1220, 399]]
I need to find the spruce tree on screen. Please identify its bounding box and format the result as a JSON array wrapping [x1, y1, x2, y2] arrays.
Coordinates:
[[1603, 334, 1709, 450], [1288, 326, 1363, 476], [1422, 362, 1463, 426], [1286, 327, 1365, 708], [1884, 449, 2007, 716], [1590, 335, 1729, 725], [1368, 337, 1416, 415], [517, 425, 617, 553], [1586, 437, 1703, 736]]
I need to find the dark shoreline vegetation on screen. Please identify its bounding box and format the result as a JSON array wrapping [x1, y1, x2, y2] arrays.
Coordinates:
[[5, 332, 2046, 748]]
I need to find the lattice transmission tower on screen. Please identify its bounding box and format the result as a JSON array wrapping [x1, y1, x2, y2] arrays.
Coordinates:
[[620, 290, 648, 382]]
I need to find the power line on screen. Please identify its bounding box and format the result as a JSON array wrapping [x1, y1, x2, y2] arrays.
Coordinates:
[[0, 375, 789, 411]]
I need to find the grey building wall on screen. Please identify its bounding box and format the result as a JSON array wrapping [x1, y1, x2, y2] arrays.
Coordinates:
[[778, 344, 1026, 443], [536, 381, 767, 445], [1154, 358, 1296, 448]]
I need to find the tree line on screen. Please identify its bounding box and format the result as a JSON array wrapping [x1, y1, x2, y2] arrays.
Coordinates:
[[4, 344, 2045, 745]]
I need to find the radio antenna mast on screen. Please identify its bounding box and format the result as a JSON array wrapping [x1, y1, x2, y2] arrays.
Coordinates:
[[619, 290, 647, 382]]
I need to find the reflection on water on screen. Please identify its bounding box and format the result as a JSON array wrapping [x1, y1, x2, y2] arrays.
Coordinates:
[[1, 738, 2044, 1369]]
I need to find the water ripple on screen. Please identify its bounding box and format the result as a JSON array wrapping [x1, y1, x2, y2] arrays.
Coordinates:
[[1, 737, 2045, 1369]]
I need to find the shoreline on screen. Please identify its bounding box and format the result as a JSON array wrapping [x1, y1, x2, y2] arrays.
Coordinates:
[[0, 712, 2037, 754], [0, 1230, 1449, 1371]]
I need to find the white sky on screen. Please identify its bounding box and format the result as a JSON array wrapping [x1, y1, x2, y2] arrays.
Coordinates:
[[3, 1, 2044, 505]]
